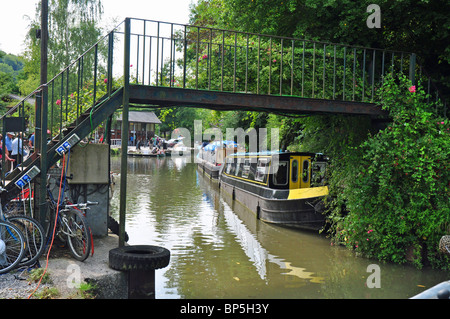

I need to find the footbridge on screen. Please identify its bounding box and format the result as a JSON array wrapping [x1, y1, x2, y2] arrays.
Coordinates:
[[1, 18, 447, 245]]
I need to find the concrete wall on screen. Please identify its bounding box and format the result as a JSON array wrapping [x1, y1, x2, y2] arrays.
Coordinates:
[[48, 143, 111, 237]]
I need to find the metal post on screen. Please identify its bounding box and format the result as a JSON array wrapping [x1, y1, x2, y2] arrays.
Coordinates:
[[38, 0, 49, 227], [128, 269, 156, 299], [119, 18, 131, 247]]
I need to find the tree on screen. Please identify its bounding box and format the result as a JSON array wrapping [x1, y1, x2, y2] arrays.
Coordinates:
[[20, 0, 104, 94], [190, 0, 450, 100], [0, 51, 25, 108]]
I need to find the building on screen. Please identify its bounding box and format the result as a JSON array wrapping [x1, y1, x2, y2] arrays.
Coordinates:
[[111, 111, 162, 146]]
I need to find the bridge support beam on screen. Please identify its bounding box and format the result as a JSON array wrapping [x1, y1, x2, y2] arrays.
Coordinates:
[[129, 85, 388, 117]]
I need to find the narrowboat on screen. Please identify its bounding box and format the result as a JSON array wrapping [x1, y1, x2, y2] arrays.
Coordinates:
[[196, 140, 243, 180], [219, 151, 329, 230]]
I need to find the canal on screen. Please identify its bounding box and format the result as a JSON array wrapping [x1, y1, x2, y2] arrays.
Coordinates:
[[109, 155, 448, 299]]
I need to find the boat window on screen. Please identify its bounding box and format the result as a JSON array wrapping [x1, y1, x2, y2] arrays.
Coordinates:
[[249, 162, 257, 180], [302, 160, 310, 183], [273, 161, 288, 186], [229, 161, 236, 175], [291, 159, 298, 183], [311, 161, 326, 186], [242, 159, 251, 179], [235, 158, 242, 176], [255, 158, 269, 182], [226, 158, 233, 174]]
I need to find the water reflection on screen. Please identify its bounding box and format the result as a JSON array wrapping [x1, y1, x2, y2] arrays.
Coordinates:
[[109, 156, 448, 299]]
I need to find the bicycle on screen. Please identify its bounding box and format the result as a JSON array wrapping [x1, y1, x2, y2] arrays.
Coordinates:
[[0, 186, 44, 272], [0, 219, 25, 274], [46, 175, 97, 261]]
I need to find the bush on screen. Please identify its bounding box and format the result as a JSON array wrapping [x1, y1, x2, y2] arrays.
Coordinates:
[[331, 74, 450, 269]]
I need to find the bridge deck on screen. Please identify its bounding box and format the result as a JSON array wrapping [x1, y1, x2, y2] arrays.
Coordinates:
[[129, 85, 387, 117]]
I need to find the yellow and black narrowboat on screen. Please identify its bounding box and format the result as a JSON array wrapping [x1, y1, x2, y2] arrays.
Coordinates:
[[219, 151, 329, 230]]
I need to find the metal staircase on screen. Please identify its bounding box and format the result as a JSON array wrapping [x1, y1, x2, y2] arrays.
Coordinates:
[[1, 88, 123, 202]]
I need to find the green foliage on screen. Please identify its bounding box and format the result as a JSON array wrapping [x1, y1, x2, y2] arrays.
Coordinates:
[[20, 0, 104, 95], [28, 268, 52, 284], [329, 75, 450, 269], [55, 75, 111, 134], [76, 281, 98, 299], [0, 50, 25, 104], [0, 50, 24, 75], [191, 0, 450, 102], [32, 287, 60, 299]]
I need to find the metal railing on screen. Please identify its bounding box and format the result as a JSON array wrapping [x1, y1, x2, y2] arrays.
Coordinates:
[[0, 20, 124, 186], [118, 18, 446, 111]]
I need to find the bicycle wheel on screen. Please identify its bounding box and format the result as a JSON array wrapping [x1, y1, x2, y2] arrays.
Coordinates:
[[7, 215, 45, 267], [65, 208, 91, 261], [0, 220, 25, 274]]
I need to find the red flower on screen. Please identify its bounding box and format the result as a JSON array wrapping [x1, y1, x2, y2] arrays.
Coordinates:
[[408, 85, 416, 93], [56, 99, 61, 106], [104, 78, 108, 84]]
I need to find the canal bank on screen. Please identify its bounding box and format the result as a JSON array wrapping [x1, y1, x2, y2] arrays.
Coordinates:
[[0, 233, 126, 299], [46, 233, 127, 299]]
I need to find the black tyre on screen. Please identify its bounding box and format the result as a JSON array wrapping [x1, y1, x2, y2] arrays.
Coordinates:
[[109, 245, 170, 271]]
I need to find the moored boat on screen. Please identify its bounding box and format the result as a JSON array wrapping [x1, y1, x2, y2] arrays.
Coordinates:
[[127, 146, 166, 157], [196, 140, 243, 180], [219, 151, 329, 230]]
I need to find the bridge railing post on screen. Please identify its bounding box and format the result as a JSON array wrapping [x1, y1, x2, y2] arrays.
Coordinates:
[[409, 53, 416, 86]]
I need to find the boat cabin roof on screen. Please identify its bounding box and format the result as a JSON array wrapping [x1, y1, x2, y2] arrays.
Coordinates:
[[227, 151, 323, 158]]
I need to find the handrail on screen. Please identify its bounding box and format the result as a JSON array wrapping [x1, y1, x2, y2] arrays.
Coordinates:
[[122, 17, 416, 55]]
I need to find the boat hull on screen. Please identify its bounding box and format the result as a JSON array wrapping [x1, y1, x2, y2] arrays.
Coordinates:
[[196, 158, 221, 180], [220, 174, 327, 231]]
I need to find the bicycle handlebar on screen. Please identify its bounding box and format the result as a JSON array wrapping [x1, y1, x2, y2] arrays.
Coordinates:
[[64, 201, 99, 209]]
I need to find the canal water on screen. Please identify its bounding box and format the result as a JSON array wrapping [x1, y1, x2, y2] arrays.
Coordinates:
[[109, 155, 448, 299]]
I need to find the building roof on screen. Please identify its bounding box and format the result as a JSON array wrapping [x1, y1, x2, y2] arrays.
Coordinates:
[[116, 111, 162, 124]]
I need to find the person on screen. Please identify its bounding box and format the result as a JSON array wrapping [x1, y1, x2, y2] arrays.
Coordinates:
[[136, 137, 141, 150], [11, 133, 28, 168], [201, 140, 211, 148], [29, 133, 35, 151], [4, 132, 16, 171], [5, 132, 14, 154], [28, 129, 51, 151], [0, 134, 14, 172]]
